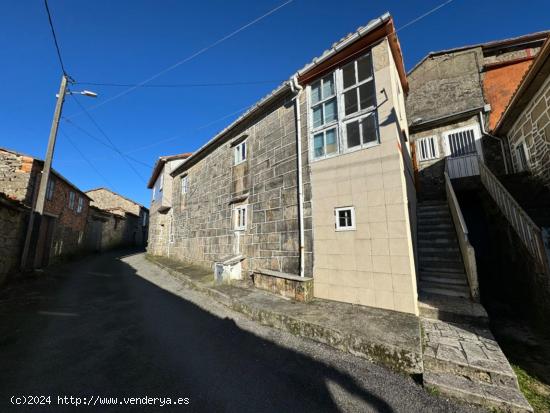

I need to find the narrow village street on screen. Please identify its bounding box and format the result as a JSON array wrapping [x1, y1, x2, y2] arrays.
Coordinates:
[[0, 250, 478, 413]]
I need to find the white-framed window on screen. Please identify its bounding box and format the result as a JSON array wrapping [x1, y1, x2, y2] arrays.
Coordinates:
[[152, 186, 156, 202], [515, 141, 529, 172], [76, 197, 84, 214], [142, 211, 148, 226], [417, 136, 439, 162], [46, 177, 55, 200], [335, 207, 356, 231], [234, 205, 247, 231], [308, 51, 378, 160], [181, 175, 189, 195], [234, 140, 247, 165], [159, 173, 164, 191], [68, 191, 76, 210]]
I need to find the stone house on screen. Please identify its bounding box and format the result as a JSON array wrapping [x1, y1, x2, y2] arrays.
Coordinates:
[[146, 153, 192, 256], [86, 187, 149, 247], [150, 13, 420, 314], [406, 31, 549, 196], [494, 37, 550, 188], [85, 206, 141, 251], [0, 147, 91, 268]]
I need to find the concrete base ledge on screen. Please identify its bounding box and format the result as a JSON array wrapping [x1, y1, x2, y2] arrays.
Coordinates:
[[146, 254, 422, 375], [253, 269, 313, 302]]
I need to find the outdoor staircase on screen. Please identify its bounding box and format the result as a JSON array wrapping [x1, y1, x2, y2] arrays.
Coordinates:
[[417, 200, 533, 412], [417, 200, 470, 300]]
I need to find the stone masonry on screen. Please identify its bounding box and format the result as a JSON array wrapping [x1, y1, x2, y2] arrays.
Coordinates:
[[0, 195, 28, 282], [169, 93, 313, 276]]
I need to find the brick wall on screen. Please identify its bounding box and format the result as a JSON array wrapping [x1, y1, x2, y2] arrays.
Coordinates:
[[168, 92, 313, 276]]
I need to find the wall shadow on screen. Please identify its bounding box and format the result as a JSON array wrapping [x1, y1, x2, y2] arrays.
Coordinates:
[[0, 249, 400, 413]]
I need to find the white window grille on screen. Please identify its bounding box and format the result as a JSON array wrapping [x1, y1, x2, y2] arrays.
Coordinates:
[[335, 207, 356, 231], [417, 136, 439, 161], [181, 175, 189, 195]]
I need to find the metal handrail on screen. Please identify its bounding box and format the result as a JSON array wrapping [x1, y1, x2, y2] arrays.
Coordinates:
[[478, 158, 550, 274]]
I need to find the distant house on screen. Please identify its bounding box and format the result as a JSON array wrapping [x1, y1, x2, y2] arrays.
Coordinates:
[[146, 153, 192, 256], [86, 187, 149, 248], [0, 147, 91, 268]]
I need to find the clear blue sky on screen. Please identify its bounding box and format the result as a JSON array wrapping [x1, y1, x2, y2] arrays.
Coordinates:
[[1, 0, 549, 206]]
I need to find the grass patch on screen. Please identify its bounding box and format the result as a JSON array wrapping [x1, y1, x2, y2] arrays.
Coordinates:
[[513, 365, 550, 413]]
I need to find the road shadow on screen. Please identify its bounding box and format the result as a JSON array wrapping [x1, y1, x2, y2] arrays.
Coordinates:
[[0, 249, 398, 413]]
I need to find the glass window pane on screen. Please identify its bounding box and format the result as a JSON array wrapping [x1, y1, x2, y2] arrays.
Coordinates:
[[346, 121, 361, 148], [322, 75, 334, 98], [359, 81, 376, 110], [357, 53, 373, 82], [324, 99, 337, 123], [312, 105, 323, 128], [314, 133, 324, 158], [361, 114, 378, 145], [343, 62, 356, 89], [311, 81, 321, 105], [344, 89, 358, 116], [325, 129, 337, 155]]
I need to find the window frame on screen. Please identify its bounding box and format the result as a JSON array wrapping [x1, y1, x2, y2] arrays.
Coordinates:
[[416, 136, 439, 162], [234, 204, 248, 231], [46, 177, 55, 201], [181, 175, 189, 195], [335, 206, 356, 231], [76, 197, 84, 214], [515, 140, 530, 172], [234, 140, 247, 166], [68, 191, 76, 210], [308, 50, 379, 161]]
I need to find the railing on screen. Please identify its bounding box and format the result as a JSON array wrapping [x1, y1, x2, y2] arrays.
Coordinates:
[[478, 158, 550, 274], [444, 168, 480, 301]]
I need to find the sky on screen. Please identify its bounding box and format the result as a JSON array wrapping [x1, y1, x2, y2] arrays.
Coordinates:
[[1, 0, 549, 207]]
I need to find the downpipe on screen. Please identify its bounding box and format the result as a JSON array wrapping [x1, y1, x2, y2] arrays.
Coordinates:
[[478, 111, 509, 174]]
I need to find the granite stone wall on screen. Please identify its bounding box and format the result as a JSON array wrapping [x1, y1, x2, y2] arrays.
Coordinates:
[[169, 92, 313, 276], [0, 200, 27, 283]]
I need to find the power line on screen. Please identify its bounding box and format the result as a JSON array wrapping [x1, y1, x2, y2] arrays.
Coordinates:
[[74, 80, 283, 88], [65, 0, 293, 119], [62, 116, 153, 168], [59, 128, 116, 189], [43, 0, 69, 77], [69, 95, 148, 183]]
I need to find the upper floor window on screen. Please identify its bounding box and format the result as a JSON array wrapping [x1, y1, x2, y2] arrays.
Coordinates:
[[515, 142, 529, 172], [181, 175, 189, 195], [152, 186, 156, 202], [159, 174, 164, 192], [68, 191, 76, 210], [142, 211, 148, 226], [76, 197, 84, 214], [46, 177, 55, 200], [309, 51, 378, 160], [234, 140, 247, 165], [335, 206, 356, 231], [417, 136, 439, 162]]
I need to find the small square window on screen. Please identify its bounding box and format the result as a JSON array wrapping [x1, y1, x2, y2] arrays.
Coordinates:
[[234, 205, 247, 230], [234, 140, 247, 165], [335, 207, 356, 231]]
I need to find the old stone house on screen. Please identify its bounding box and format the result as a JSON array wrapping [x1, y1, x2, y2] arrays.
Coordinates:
[[86, 187, 149, 247], [146, 153, 192, 256], [0, 147, 91, 268], [0, 193, 29, 283], [406, 31, 549, 196], [494, 37, 550, 188], [149, 13, 420, 315]]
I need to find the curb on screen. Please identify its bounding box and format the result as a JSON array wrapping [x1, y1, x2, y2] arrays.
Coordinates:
[[145, 254, 423, 375]]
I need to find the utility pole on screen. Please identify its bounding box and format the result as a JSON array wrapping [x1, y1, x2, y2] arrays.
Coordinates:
[[35, 74, 68, 214], [20, 75, 67, 270]]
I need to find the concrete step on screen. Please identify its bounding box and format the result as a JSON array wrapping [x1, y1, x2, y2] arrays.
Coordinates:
[[418, 246, 460, 254], [419, 249, 461, 261], [419, 280, 469, 294], [418, 294, 488, 326], [419, 200, 447, 207], [421, 267, 466, 276], [419, 284, 470, 298], [420, 258, 464, 271], [418, 238, 459, 248], [423, 372, 532, 413], [417, 218, 452, 228], [417, 222, 454, 230], [417, 210, 449, 219], [420, 275, 467, 286], [417, 230, 456, 240]]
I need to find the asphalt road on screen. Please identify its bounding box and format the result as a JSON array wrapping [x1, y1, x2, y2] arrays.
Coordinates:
[[0, 250, 482, 413]]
